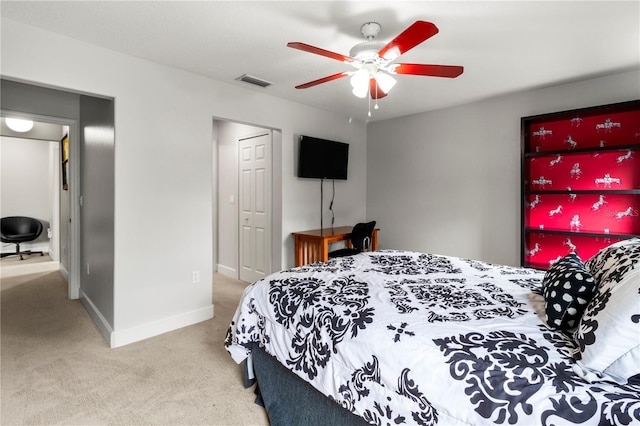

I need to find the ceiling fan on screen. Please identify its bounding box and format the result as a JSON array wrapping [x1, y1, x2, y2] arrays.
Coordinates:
[[287, 21, 464, 105]]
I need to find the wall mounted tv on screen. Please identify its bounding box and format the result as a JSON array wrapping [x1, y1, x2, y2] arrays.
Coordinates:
[[298, 135, 349, 180]]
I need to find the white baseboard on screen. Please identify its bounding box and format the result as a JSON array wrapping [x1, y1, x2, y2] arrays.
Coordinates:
[[109, 304, 214, 348], [80, 288, 214, 349], [47, 247, 59, 261], [217, 264, 237, 279], [80, 290, 113, 345]]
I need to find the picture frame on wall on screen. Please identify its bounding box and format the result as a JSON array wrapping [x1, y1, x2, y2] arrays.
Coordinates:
[[61, 134, 69, 190]]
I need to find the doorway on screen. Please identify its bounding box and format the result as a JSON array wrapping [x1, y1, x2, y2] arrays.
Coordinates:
[[0, 116, 72, 291], [213, 119, 281, 282], [1, 80, 116, 344]]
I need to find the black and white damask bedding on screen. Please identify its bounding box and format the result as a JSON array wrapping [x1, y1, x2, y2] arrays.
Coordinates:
[[225, 242, 640, 425]]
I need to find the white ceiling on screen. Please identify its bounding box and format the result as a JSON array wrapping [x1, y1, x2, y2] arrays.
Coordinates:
[[1, 1, 639, 122]]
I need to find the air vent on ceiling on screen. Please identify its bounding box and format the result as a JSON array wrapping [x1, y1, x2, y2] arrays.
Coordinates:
[[235, 74, 273, 88]]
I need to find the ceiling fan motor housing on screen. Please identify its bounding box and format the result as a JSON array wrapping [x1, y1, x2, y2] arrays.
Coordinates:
[[349, 41, 386, 61]]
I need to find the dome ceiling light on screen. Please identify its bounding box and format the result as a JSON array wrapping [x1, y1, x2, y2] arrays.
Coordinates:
[[5, 117, 34, 132]]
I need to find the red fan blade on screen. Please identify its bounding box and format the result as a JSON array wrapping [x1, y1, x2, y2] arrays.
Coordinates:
[[369, 79, 388, 99], [294, 72, 350, 89], [377, 21, 439, 61], [392, 63, 464, 78], [287, 42, 355, 64]]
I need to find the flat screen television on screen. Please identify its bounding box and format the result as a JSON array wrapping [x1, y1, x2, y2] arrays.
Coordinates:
[[298, 135, 349, 180]]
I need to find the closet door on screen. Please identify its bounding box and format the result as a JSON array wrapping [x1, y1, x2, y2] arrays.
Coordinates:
[[238, 132, 271, 282]]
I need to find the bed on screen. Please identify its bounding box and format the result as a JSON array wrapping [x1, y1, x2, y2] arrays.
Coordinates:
[[225, 239, 640, 425]]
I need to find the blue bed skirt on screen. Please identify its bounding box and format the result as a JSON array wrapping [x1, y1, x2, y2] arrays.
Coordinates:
[[247, 344, 369, 426]]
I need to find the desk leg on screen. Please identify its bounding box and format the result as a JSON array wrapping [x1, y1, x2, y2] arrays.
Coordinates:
[[322, 239, 329, 262], [372, 230, 378, 251], [294, 236, 302, 267]]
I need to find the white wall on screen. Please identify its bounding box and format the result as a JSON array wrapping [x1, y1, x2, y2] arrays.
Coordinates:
[[367, 69, 640, 267], [1, 18, 367, 346], [0, 136, 54, 254]]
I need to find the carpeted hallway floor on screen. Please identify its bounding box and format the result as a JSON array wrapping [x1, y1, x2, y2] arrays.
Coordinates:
[[0, 255, 270, 425]]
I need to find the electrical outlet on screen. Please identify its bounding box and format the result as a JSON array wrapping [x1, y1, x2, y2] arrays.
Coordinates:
[[86, 262, 90, 275], [192, 271, 200, 284]]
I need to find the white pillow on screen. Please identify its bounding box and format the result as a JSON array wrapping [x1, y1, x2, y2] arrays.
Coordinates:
[[584, 238, 640, 283], [574, 239, 640, 383]]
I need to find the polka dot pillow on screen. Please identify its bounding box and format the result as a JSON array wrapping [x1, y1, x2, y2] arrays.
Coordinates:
[[542, 253, 597, 330]]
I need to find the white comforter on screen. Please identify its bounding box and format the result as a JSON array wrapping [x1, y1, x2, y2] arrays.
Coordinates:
[[225, 250, 640, 425]]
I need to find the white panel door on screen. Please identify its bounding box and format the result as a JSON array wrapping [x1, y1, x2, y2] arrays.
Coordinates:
[[238, 132, 271, 283]]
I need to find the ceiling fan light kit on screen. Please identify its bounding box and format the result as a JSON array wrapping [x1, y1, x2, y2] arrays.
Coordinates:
[[287, 20, 464, 116]]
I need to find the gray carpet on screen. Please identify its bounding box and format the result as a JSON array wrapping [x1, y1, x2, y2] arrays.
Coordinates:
[[1, 255, 270, 425]]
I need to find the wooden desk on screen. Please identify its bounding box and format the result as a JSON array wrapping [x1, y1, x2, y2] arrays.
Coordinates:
[[292, 226, 379, 266]]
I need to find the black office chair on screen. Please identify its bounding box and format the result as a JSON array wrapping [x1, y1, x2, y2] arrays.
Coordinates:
[[328, 221, 376, 258], [1, 216, 44, 260]]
